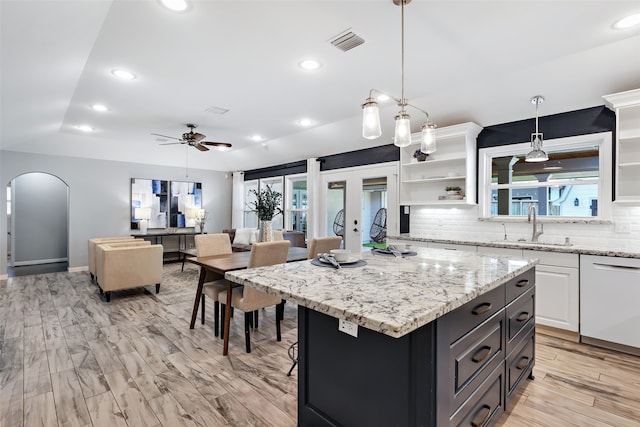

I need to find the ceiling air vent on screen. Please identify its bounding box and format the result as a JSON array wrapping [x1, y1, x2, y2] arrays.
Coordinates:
[[330, 30, 365, 52], [205, 105, 230, 115]]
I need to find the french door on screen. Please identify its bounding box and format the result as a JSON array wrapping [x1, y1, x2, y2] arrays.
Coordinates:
[[320, 164, 397, 254]]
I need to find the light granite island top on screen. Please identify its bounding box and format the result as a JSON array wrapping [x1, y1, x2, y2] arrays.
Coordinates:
[[227, 247, 538, 426], [225, 247, 537, 338]]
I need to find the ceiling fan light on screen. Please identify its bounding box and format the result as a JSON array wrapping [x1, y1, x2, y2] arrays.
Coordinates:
[[420, 123, 437, 154], [393, 111, 411, 147], [362, 98, 382, 139]]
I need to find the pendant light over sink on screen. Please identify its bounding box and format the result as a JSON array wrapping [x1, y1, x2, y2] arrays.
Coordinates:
[[361, 0, 437, 154], [525, 95, 549, 162]]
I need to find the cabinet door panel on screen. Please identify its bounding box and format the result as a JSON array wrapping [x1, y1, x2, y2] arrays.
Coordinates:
[[535, 265, 579, 332]]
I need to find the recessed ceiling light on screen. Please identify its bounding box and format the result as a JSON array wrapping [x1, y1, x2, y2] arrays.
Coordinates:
[[297, 118, 313, 127], [216, 145, 230, 152], [159, 0, 189, 12], [76, 125, 94, 132], [251, 134, 264, 142], [299, 59, 321, 71], [613, 13, 640, 29], [111, 69, 136, 80], [91, 104, 109, 112], [376, 94, 390, 102]]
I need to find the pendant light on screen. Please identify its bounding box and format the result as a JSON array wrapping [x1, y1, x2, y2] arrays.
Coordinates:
[[525, 95, 549, 162], [361, 0, 436, 152]]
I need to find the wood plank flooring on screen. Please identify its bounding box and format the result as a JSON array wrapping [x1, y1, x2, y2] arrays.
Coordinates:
[[1, 263, 639, 426]]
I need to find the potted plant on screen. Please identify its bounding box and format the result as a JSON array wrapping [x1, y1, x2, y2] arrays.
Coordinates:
[[249, 185, 283, 241], [445, 186, 462, 195], [413, 149, 429, 162]]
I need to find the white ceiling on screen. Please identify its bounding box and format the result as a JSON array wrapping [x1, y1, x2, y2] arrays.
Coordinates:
[[2, 0, 640, 172]]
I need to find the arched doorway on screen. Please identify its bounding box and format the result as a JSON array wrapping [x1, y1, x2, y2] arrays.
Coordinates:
[[7, 172, 69, 277]]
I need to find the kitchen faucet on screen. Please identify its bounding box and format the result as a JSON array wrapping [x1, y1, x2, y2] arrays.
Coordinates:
[[527, 205, 544, 242]]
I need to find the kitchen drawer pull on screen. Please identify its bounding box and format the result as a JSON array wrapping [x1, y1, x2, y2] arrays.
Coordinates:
[[471, 303, 492, 316], [515, 280, 529, 288], [516, 356, 530, 370], [516, 312, 529, 322], [471, 345, 492, 364], [471, 404, 491, 427]]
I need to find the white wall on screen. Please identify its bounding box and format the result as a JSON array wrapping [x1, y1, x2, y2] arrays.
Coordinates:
[[0, 151, 233, 276], [409, 204, 640, 249]]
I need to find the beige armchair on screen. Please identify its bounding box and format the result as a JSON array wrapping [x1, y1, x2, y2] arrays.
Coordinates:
[[219, 240, 290, 353], [95, 243, 163, 302], [195, 233, 233, 337], [88, 236, 135, 282], [307, 236, 343, 259]]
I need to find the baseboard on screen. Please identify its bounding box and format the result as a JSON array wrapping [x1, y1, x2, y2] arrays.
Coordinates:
[[68, 266, 88, 273], [536, 324, 580, 342], [13, 257, 67, 267]]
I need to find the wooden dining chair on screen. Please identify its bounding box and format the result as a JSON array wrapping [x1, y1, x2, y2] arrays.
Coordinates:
[[307, 236, 343, 259], [219, 240, 290, 353], [195, 233, 233, 337]]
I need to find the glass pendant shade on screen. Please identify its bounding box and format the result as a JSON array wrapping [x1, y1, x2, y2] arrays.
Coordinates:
[[525, 133, 548, 162], [362, 99, 382, 139], [420, 123, 437, 154], [393, 111, 411, 147]]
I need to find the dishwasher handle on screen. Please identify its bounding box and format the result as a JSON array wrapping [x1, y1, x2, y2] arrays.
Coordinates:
[[592, 263, 640, 273]]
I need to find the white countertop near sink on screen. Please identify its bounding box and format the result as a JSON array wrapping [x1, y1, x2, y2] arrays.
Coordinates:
[[388, 235, 640, 259]]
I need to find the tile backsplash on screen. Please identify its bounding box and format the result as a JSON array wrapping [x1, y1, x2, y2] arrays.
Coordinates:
[[409, 204, 640, 249]]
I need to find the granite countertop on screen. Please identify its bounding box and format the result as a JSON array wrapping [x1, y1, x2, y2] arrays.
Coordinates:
[[225, 248, 537, 338], [388, 235, 640, 259]]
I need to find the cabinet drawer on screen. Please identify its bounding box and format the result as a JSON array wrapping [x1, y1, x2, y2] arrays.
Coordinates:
[[506, 326, 535, 407], [505, 268, 535, 304], [441, 284, 505, 342], [446, 310, 505, 410], [522, 249, 578, 268], [448, 362, 505, 427], [506, 287, 535, 353]]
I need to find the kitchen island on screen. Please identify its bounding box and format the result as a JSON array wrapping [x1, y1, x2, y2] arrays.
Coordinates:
[[226, 248, 537, 426]]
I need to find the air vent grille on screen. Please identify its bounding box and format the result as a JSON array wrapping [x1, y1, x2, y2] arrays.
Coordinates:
[[205, 106, 230, 115], [330, 31, 365, 52]]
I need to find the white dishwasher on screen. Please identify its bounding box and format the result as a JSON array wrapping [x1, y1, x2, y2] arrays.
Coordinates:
[[581, 255, 640, 352]]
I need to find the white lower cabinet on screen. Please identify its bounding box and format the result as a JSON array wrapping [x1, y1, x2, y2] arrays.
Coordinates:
[[523, 250, 579, 333]]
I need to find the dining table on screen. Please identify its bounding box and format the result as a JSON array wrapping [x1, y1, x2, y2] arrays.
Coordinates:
[[187, 246, 309, 355]]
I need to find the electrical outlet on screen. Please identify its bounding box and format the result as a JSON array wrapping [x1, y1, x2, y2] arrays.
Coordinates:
[[615, 221, 631, 233], [338, 319, 358, 338]]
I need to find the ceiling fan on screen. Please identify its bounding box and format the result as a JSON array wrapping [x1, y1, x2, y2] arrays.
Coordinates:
[[152, 123, 232, 152]]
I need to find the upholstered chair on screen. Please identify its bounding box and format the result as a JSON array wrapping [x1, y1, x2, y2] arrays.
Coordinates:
[[307, 236, 343, 259], [195, 233, 233, 337], [88, 236, 135, 282], [218, 240, 290, 353]]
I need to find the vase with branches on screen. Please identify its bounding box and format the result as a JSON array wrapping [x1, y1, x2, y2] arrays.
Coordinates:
[[249, 185, 283, 241]]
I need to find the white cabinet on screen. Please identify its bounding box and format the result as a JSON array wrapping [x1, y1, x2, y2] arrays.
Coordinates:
[[523, 250, 579, 335], [476, 246, 522, 257], [604, 88, 640, 203], [399, 122, 482, 206]]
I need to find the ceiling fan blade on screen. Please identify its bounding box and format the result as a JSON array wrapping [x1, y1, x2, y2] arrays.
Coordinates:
[[201, 141, 233, 149], [159, 142, 185, 146], [194, 143, 209, 152], [191, 132, 206, 142], [151, 133, 182, 141]]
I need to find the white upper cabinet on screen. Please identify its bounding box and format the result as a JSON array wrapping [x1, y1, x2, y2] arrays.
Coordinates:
[[399, 122, 482, 206], [603, 88, 640, 204]]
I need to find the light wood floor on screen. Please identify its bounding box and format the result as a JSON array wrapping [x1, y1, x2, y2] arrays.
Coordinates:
[[1, 264, 639, 427]]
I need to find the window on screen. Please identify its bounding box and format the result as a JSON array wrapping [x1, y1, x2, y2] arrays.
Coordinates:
[[478, 132, 612, 220], [242, 177, 284, 229], [285, 174, 308, 237]]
